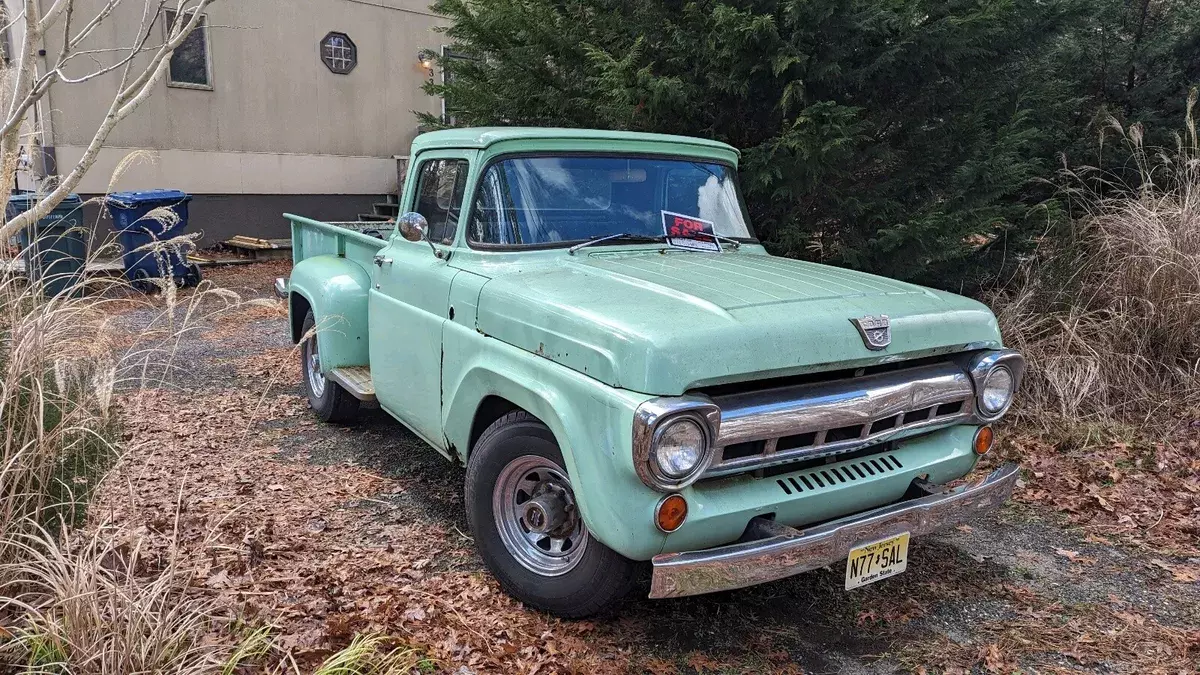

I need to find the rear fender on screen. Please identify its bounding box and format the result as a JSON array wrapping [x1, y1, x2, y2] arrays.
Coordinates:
[[288, 255, 371, 370]]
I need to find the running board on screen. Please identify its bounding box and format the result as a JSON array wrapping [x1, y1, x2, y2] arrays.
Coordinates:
[[328, 367, 376, 401]]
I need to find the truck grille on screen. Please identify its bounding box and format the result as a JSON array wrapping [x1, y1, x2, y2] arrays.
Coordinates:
[[703, 362, 974, 479]]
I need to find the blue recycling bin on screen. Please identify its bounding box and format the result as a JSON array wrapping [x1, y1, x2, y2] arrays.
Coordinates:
[[7, 192, 88, 297], [106, 189, 201, 289]]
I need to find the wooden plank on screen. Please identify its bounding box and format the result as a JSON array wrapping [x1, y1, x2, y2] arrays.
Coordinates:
[[0, 257, 258, 275]]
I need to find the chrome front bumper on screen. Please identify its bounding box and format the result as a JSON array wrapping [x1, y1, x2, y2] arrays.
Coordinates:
[[648, 463, 1020, 599], [273, 277, 287, 299]]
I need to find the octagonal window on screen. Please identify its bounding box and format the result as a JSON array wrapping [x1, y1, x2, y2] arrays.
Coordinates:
[[320, 32, 357, 74]]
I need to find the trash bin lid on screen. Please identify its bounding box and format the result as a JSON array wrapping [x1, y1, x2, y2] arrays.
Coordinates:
[[106, 189, 191, 208], [7, 192, 84, 212]]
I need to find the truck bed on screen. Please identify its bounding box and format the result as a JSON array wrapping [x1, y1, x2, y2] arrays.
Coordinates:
[[284, 214, 388, 269]]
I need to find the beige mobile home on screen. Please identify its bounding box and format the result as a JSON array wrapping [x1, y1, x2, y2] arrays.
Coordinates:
[[6, 0, 445, 243]]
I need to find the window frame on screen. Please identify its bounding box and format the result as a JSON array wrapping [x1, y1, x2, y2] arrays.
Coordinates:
[[464, 151, 758, 252], [409, 157, 471, 246], [320, 31, 358, 75], [163, 10, 214, 90]]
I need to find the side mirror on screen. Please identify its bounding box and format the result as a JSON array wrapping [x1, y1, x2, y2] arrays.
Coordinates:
[[397, 212, 429, 242], [396, 212, 442, 259]]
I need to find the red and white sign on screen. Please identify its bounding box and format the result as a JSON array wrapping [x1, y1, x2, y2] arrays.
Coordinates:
[[661, 211, 721, 252]]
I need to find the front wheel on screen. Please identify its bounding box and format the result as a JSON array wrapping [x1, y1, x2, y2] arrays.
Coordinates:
[[466, 411, 637, 618], [299, 310, 360, 423]]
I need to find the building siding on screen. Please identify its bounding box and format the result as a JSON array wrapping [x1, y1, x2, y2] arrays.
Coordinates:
[[40, 0, 444, 200]]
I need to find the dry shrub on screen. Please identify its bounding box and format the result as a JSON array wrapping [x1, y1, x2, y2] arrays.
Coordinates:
[[0, 229, 278, 672], [0, 524, 225, 673], [0, 258, 122, 558], [992, 89, 1200, 426], [0, 234, 399, 673]]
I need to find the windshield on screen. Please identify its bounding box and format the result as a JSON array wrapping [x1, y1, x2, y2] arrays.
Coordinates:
[[468, 155, 754, 247]]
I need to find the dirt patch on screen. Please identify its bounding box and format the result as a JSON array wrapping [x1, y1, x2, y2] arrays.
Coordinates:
[[984, 427, 1200, 560], [199, 259, 293, 298]]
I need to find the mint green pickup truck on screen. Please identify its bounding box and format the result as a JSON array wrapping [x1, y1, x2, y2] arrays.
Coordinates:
[[278, 128, 1023, 618]]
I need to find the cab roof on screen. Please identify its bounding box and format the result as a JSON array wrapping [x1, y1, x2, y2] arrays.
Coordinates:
[[410, 127, 740, 159]]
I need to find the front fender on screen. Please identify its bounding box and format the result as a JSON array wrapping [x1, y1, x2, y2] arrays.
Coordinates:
[[442, 320, 667, 560], [288, 255, 371, 370]]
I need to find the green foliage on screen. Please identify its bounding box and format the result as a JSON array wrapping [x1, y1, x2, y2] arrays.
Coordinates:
[[313, 633, 429, 675], [421, 0, 1199, 289]]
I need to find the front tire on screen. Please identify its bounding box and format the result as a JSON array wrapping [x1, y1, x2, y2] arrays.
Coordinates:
[[299, 310, 360, 423], [466, 411, 637, 618]]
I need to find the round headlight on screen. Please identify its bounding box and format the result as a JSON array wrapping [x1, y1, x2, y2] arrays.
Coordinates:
[[980, 366, 1015, 415], [652, 418, 707, 479]]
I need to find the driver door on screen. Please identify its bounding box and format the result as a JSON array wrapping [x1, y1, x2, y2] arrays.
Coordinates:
[[368, 153, 470, 448]]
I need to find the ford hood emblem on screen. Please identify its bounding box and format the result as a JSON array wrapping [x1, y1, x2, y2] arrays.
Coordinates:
[[850, 315, 891, 351]]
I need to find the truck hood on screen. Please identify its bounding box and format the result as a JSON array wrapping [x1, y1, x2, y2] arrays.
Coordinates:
[[474, 249, 1001, 395]]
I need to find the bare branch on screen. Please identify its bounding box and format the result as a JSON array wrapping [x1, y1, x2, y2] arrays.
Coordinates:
[[37, 0, 72, 33], [55, 0, 74, 67], [0, 7, 28, 34], [56, 46, 162, 85], [64, 0, 123, 55]]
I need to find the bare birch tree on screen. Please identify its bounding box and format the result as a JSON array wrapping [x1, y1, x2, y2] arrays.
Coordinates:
[[0, 0, 216, 243]]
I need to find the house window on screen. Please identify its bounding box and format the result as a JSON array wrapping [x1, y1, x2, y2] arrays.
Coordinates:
[[439, 47, 477, 125], [320, 32, 357, 74], [165, 11, 212, 89]]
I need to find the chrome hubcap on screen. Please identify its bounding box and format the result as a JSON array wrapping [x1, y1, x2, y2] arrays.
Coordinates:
[[304, 337, 325, 397], [493, 455, 588, 576]]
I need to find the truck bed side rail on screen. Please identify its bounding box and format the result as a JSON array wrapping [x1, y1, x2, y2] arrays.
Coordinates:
[[284, 213, 388, 266]]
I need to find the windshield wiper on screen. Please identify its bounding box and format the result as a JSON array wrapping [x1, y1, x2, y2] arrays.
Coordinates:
[[567, 233, 664, 255], [709, 233, 741, 249]]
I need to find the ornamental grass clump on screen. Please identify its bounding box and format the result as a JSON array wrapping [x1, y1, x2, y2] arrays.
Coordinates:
[[0, 256, 121, 559], [0, 228, 259, 672], [992, 89, 1200, 426]]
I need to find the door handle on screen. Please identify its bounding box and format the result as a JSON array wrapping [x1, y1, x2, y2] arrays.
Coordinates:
[[373, 255, 393, 267]]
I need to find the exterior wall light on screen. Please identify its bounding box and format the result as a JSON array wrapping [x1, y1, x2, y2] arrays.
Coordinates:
[[417, 49, 437, 72]]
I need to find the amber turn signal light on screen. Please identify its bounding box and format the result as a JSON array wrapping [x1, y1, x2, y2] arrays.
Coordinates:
[[655, 494, 688, 533], [974, 425, 995, 455]]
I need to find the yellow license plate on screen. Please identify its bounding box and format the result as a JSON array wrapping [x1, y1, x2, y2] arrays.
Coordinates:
[[844, 532, 910, 590]]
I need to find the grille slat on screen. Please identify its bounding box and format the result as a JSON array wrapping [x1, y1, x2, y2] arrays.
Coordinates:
[[774, 449, 904, 496]]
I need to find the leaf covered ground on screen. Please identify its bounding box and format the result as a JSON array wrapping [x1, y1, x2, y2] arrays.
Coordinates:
[[91, 262, 1199, 674]]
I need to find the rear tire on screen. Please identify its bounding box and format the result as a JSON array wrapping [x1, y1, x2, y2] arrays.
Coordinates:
[[300, 310, 360, 423], [466, 411, 637, 618]]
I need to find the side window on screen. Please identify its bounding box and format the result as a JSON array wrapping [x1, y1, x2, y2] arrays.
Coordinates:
[[412, 159, 469, 244]]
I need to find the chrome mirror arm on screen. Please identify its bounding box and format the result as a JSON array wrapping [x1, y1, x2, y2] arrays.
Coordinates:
[[396, 212, 443, 259]]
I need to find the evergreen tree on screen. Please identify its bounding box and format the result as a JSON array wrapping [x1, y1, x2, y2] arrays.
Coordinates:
[[420, 0, 1196, 288]]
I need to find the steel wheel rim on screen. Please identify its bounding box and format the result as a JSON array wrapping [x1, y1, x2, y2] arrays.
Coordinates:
[[304, 335, 325, 398], [493, 454, 589, 577]]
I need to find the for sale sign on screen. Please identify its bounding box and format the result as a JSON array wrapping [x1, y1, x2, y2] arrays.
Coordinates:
[[661, 211, 721, 252]]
